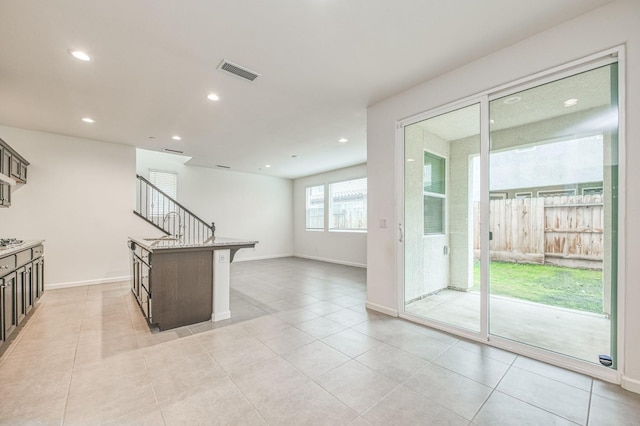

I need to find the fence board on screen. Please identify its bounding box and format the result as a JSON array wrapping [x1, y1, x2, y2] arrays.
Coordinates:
[[473, 195, 603, 268]]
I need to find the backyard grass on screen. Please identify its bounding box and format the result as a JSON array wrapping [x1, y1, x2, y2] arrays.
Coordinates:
[[472, 261, 603, 314]]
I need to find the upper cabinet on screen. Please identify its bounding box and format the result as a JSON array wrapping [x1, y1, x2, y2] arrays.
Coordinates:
[[0, 138, 29, 207]]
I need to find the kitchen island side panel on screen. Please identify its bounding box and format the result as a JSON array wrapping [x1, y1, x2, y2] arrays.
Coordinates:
[[152, 250, 213, 330]]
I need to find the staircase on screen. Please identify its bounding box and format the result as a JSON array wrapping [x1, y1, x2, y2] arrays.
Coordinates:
[[134, 174, 215, 244]]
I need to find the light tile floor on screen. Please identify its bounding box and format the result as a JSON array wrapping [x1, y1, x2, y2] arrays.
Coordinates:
[[0, 257, 638, 425]]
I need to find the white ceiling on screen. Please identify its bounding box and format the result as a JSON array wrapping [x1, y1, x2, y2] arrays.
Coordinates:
[[0, 0, 613, 179]]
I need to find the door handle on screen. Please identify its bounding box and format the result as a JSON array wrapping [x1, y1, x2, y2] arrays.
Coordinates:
[[399, 223, 404, 243]]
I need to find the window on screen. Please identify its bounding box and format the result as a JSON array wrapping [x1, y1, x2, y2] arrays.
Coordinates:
[[424, 152, 445, 234], [305, 185, 324, 230], [149, 169, 177, 215], [329, 178, 367, 231], [150, 169, 177, 199], [537, 188, 576, 197]]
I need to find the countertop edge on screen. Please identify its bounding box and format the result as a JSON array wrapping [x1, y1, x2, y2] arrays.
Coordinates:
[[0, 240, 45, 257], [128, 236, 258, 252]]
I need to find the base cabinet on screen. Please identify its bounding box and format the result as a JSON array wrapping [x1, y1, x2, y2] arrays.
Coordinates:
[[0, 243, 44, 350], [129, 241, 212, 331]]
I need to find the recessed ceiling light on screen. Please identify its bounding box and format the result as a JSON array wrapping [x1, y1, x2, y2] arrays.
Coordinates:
[[503, 96, 521, 105], [406, 158, 415, 162], [564, 98, 578, 107], [171, 135, 182, 141], [338, 138, 348, 143], [81, 117, 94, 123], [207, 93, 220, 101], [490, 119, 495, 124], [68, 50, 92, 61], [265, 164, 271, 168]]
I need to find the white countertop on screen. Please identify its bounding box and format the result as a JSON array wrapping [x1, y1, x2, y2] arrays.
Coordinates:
[[128, 236, 258, 251]]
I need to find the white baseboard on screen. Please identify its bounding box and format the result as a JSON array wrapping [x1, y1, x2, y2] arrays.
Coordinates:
[[233, 253, 294, 262], [622, 375, 640, 394], [294, 254, 367, 269], [212, 311, 231, 321], [46, 275, 131, 290], [365, 301, 398, 317]]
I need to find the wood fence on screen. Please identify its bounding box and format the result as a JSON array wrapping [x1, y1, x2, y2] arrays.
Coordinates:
[[473, 195, 604, 269]]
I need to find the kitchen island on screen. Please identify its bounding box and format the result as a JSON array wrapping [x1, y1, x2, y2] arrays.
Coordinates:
[[128, 236, 257, 331]]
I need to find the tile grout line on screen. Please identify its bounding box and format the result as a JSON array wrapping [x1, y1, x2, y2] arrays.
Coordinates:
[[468, 351, 519, 424]]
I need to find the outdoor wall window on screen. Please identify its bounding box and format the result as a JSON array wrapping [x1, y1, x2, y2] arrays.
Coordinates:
[[329, 177, 368, 231], [423, 152, 445, 234], [305, 185, 324, 230]]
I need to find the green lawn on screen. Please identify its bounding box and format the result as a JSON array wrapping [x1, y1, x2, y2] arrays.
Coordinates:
[[472, 261, 603, 313]]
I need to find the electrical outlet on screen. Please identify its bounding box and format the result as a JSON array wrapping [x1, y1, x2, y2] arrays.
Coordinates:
[[379, 218, 388, 228]]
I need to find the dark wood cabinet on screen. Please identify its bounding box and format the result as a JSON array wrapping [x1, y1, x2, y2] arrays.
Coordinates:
[[0, 243, 44, 350], [1, 272, 17, 347], [0, 137, 28, 209], [0, 182, 9, 207], [129, 241, 212, 331]]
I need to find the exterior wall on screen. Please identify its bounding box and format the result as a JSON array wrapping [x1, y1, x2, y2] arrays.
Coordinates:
[[136, 149, 294, 262], [293, 164, 367, 267], [367, 0, 640, 391]]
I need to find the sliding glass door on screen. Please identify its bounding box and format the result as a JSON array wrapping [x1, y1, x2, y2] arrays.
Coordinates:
[[403, 103, 481, 333], [401, 56, 620, 370], [488, 63, 619, 365]]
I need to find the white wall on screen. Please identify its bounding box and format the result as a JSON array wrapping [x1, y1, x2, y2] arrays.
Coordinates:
[[367, 0, 640, 391], [136, 149, 293, 261], [293, 164, 367, 267], [0, 125, 158, 287]]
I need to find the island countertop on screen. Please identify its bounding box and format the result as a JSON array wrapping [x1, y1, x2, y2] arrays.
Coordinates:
[[128, 236, 258, 253]]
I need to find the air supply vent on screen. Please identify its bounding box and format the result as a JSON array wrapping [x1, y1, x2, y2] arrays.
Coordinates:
[[217, 60, 260, 82], [163, 148, 184, 154], [216, 165, 231, 169]]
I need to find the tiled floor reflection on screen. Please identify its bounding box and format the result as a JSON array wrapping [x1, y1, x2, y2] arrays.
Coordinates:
[[0, 257, 638, 425]]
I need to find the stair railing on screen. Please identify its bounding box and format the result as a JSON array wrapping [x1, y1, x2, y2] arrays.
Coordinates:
[[134, 174, 215, 244]]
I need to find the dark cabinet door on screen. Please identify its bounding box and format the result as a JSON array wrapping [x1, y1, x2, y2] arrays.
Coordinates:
[[10, 156, 20, 181], [24, 262, 33, 314], [16, 267, 26, 324], [1, 273, 17, 342], [0, 145, 9, 176], [33, 257, 44, 301], [0, 183, 9, 208]]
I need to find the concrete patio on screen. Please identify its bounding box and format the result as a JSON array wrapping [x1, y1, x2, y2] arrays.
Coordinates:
[[405, 290, 611, 364]]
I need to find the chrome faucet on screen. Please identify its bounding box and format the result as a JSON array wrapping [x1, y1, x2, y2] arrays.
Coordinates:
[[163, 211, 183, 239]]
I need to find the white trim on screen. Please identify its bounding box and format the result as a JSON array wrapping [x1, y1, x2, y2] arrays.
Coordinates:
[[212, 311, 231, 322], [366, 301, 398, 317], [293, 254, 366, 269], [232, 253, 294, 263], [621, 376, 640, 394], [46, 275, 131, 290], [480, 95, 490, 339], [395, 120, 405, 317], [615, 45, 626, 379]]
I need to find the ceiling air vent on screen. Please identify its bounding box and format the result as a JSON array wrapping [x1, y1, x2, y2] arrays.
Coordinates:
[[216, 165, 231, 169], [163, 148, 184, 154], [217, 60, 260, 82]]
